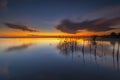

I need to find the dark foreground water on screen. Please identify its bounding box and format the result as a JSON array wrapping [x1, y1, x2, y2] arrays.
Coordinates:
[[0, 38, 120, 80]]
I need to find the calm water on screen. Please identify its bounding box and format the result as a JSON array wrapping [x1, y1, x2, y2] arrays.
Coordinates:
[[0, 38, 120, 80]]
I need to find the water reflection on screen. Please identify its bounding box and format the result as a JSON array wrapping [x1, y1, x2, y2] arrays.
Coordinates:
[[0, 38, 120, 80], [56, 38, 81, 56], [0, 64, 9, 79], [57, 38, 120, 70], [5, 43, 33, 52]]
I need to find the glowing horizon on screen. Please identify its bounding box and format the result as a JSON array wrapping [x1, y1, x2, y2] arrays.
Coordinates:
[[0, 32, 111, 37]]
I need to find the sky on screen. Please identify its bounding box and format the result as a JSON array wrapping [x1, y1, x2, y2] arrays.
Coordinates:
[[0, 0, 120, 37]]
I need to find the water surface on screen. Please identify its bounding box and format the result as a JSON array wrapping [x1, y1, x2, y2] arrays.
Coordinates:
[[0, 38, 120, 80]]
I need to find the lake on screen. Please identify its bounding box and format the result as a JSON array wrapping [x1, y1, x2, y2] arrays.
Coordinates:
[[0, 38, 120, 80]]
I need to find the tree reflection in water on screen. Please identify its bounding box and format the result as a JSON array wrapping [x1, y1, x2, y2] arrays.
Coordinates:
[[56, 38, 120, 71], [57, 38, 81, 56]]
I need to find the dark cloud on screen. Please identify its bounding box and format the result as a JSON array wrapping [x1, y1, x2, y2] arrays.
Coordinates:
[[0, 0, 8, 11], [55, 17, 120, 34], [4, 22, 38, 32]]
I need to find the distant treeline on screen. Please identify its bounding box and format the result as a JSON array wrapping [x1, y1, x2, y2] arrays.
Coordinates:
[[101, 32, 120, 38]]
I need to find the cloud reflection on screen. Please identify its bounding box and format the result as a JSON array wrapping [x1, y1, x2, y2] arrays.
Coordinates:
[[5, 43, 34, 52]]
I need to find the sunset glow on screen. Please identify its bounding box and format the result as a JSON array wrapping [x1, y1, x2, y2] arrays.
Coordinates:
[[0, 30, 114, 37]]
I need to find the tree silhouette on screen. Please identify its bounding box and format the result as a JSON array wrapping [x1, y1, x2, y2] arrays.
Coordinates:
[[110, 32, 117, 38], [118, 33, 120, 38]]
